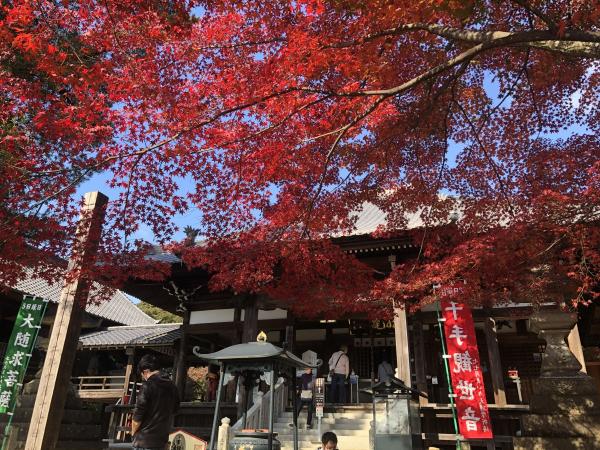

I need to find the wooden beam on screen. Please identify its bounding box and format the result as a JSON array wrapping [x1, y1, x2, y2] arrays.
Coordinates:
[[389, 255, 411, 387], [412, 316, 428, 405], [483, 317, 507, 406], [25, 191, 108, 450], [393, 307, 411, 387]]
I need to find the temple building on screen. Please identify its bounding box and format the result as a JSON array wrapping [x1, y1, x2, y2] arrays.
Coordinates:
[[119, 204, 600, 449]]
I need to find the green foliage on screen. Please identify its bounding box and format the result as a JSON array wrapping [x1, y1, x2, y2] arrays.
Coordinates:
[[137, 301, 182, 323]]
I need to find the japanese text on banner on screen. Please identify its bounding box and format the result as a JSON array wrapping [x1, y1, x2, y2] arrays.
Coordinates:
[[440, 284, 493, 440], [0, 296, 47, 414]]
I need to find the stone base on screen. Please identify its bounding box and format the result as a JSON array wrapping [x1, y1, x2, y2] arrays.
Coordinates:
[[514, 375, 600, 450], [513, 436, 600, 450], [527, 376, 600, 414]]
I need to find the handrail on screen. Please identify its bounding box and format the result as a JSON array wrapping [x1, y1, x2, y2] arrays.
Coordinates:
[[231, 380, 286, 432]]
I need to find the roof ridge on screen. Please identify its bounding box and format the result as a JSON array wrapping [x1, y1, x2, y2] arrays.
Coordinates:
[[105, 323, 181, 330]]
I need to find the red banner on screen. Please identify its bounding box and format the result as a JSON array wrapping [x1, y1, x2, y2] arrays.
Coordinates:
[[439, 284, 493, 440]]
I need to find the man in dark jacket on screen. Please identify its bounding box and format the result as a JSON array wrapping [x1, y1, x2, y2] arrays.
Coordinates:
[[132, 354, 180, 450]]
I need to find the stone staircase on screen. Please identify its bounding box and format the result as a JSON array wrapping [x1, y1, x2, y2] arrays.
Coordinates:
[[0, 370, 104, 450], [274, 405, 372, 450]]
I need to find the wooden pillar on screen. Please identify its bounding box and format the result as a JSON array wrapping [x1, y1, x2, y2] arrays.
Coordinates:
[[234, 302, 243, 344], [285, 324, 295, 353], [123, 347, 135, 398], [412, 315, 428, 405], [238, 295, 258, 417], [241, 295, 258, 343], [25, 191, 108, 450], [568, 324, 587, 374], [483, 317, 506, 406], [393, 308, 411, 386], [390, 255, 411, 386], [175, 311, 190, 397]]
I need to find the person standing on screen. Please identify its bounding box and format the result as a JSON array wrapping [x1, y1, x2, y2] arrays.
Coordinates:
[[291, 367, 315, 429], [377, 355, 394, 384], [132, 354, 180, 450], [328, 345, 349, 404]]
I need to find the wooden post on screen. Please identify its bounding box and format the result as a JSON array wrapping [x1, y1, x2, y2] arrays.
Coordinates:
[[483, 317, 506, 406], [238, 295, 259, 418], [393, 308, 411, 386], [241, 294, 258, 343], [390, 255, 411, 386], [567, 324, 587, 374], [122, 347, 135, 398], [175, 310, 190, 397], [413, 315, 428, 405], [25, 191, 108, 450]]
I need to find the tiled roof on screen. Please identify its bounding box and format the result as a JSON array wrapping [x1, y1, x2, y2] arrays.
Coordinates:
[[145, 245, 182, 264], [144, 201, 460, 259], [346, 202, 426, 236], [79, 324, 182, 348], [10, 269, 156, 326]]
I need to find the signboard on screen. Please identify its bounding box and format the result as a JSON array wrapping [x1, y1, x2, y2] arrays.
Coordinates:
[[0, 296, 48, 414], [439, 285, 493, 440], [314, 377, 325, 418]]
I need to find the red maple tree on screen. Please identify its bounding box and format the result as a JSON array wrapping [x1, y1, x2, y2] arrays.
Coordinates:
[[1, 1, 598, 313]]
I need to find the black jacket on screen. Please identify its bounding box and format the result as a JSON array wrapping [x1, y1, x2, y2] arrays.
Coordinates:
[[132, 373, 180, 448]]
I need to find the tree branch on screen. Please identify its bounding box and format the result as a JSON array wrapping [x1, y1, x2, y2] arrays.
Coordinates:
[[330, 24, 600, 59]]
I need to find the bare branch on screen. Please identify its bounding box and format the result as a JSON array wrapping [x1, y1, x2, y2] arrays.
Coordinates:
[[301, 96, 387, 237], [510, 0, 558, 30]]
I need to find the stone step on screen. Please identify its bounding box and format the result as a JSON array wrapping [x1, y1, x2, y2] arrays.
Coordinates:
[[278, 435, 369, 450], [274, 429, 369, 438], [278, 412, 372, 419], [7, 407, 101, 424], [6, 423, 102, 442], [275, 424, 370, 433], [276, 417, 372, 422]]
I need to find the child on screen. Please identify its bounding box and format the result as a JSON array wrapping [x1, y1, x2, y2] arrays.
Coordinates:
[[317, 431, 338, 450]]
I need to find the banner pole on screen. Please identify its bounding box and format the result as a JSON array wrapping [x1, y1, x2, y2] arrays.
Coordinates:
[[435, 298, 461, 450]]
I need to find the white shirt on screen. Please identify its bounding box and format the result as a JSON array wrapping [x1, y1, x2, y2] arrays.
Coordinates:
[[328, 351, 349, 376]]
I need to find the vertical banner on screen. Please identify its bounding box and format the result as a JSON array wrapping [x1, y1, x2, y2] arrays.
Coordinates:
[[0, 296, 48, 415], [439, 284, 493, 440]]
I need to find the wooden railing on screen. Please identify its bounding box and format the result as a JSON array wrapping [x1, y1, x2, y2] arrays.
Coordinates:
[[71, 375, 131, 402], [72, 375, 126, 390]]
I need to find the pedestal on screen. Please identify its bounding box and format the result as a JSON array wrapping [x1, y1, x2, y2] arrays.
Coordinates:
[[513, 309, 600, 450]]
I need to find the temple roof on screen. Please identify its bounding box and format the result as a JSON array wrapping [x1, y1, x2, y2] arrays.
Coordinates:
[[79, 323, 181, 349], [11, 269, 156, 326]]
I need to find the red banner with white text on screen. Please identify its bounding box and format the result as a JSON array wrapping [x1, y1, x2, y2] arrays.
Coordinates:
[[439, 284, 493, 440]]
